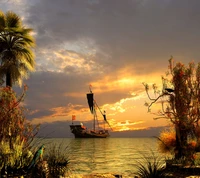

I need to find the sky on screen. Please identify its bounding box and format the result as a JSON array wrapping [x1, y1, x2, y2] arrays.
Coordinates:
[[1, 0, 200, 137]]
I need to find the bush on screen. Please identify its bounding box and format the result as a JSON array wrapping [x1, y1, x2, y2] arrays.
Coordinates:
[[0, 86, 40, 177], [158, 128, 176, 154]]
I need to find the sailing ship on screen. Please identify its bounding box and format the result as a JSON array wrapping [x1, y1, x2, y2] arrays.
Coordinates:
[[70, 87, 111, 138]]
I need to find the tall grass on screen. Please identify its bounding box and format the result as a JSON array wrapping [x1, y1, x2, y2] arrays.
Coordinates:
[[44, 143, 70, 178], [134, 150, 166, 178]]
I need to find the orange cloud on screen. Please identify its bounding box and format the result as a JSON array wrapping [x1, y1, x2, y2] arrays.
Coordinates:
[[30, 66, 169, 132]]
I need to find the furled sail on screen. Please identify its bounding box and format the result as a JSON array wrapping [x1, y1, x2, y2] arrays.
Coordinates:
[[103, 112, 113, 131], [103, 114, 106, 121], [86, 93, 94, 114]]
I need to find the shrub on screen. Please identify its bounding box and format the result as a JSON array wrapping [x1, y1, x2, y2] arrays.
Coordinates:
[[0, 86, 39, 149], [0, 86, 40, 176], [158, 128, 176, 154]]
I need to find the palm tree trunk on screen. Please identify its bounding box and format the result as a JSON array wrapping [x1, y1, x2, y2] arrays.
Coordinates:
[[6, 71, 12, 87]]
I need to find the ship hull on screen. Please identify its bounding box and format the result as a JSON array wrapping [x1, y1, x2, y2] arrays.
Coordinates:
[[70, 125, 109, 138]]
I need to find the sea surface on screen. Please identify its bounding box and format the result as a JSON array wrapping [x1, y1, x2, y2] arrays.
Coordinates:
[[35, 137, 167, 177]]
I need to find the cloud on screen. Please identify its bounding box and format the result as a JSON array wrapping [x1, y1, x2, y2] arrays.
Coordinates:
[[23, 0, 200, 73], [2, 0, 200, 136], [21, 65, 166, 128], [4, 0, 199, 76]]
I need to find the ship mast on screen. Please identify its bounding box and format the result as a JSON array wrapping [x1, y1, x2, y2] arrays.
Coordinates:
[[93, 103, 96, 131], [86, 85, 112, 131], [87, 85, 96, 131]]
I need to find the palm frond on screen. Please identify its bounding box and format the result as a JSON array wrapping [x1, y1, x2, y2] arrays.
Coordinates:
[[0, 10, 36, 87], [0, 11, 6, 30], [6, 11, 21, 28]]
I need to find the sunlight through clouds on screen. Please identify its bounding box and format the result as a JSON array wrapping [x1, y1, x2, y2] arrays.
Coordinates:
[[50, 48, 104, 74], [108, 98, 134, 113], [112, 120, 146, 131], [54, 50, 87, 70], [92, 76, 136, 93]]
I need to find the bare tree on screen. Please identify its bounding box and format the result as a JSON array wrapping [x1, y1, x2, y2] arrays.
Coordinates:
[[144, 57, 200, 160]]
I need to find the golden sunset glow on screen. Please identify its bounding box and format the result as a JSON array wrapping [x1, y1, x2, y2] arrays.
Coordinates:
[[29, 66, 170, 132]]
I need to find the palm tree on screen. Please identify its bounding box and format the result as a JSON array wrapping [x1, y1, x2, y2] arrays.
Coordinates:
[[0, 10, 35, 87]]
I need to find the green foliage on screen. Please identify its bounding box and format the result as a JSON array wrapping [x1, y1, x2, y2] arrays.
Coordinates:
[[0, 10, 41, 177], [0, 139, 33, 167], [0, 10, 35, 87], [134, 151, 166, 178]]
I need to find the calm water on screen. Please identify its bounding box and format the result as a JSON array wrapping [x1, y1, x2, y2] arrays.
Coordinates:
[[37, 137, 164, 177]]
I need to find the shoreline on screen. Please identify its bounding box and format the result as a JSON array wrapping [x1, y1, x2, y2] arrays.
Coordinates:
[[67, 173, 200, 178], [65, 173, 125, 178]]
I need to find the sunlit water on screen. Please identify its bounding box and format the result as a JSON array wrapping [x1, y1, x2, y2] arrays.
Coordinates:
[[35, 137, 165, 177]]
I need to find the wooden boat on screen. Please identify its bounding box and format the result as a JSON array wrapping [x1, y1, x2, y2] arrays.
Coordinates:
[[70, 87, 111, 138]]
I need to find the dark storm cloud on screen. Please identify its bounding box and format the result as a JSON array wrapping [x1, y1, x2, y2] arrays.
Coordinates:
[[3, 0, 200, 65], [22, 0, 200, 73], [2, 0, 200, 126], [24, 71, 92, 110]]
